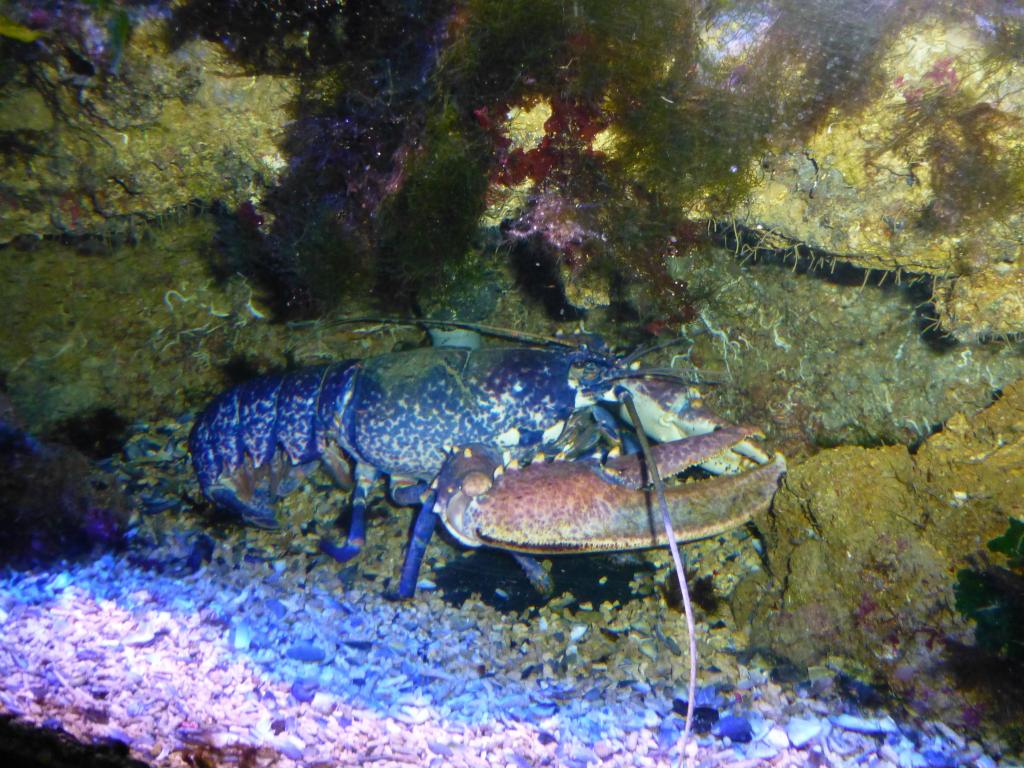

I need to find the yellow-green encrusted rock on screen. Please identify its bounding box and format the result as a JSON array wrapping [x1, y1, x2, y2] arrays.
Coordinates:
[[0, 18, 295, 243]]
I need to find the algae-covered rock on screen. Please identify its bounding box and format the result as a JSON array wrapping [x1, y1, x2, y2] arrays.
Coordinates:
[[0, 217, 287, 433], [457, 3, 1024, 338], [932, 266, 1024, 342], [730, 16, 1024, 340], [0, 87, 54, 132], [737, 378, 1024, 729], [0, 16, 294, 243]]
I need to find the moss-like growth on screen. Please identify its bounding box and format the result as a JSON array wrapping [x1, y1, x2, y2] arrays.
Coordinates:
[[882, 89, 1024, 234], [434, 0, 909, 316], [375, 104, 490, 302], [171, 0, 349, 74], [441, 0, 572, 105], [951, 519, 1024, 744], [955, 519, 1024, 661]]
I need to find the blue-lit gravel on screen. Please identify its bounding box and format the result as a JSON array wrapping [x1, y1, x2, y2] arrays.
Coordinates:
[[0, 421, 1017, 767]]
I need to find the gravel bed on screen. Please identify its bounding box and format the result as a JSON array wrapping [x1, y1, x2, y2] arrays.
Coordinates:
[[0, 421, 1019, 768]]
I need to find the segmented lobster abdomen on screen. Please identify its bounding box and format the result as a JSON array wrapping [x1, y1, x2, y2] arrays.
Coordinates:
[[273, 366, 329, 465], [190, 360, 366, 495], [236, 376, 284, 470], [189, 385, 251, 495]]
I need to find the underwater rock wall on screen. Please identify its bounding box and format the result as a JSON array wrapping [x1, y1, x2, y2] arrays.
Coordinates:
[[735, 378, 1024, 736], [730, 16, 1024, 341], [2, 1, 1024, 759], [0, 12, 293, 244]]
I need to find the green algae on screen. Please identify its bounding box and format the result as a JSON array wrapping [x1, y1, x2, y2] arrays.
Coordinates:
[[0, 13, 44, 43], [955, 519, 1024, 661], [444, 0, 763, 209], [429, 0, 917, 316], [375, 104, 490, 301], [881, 89, 1024, 234]]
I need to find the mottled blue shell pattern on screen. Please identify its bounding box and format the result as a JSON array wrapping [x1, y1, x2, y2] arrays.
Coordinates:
[[189, 345, 619, 514]]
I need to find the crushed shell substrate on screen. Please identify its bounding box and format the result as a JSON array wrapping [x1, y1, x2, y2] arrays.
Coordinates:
[[0, 419, 1018, 768]]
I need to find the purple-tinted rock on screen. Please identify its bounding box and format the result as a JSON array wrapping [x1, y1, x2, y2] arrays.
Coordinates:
[[266, 599, 288, 619], [922, 750, 956, 768], [286, 642, 325, 662], [428, 741, 453, 757], [290, 677, 319, 703], [713, 715, 753, 743]]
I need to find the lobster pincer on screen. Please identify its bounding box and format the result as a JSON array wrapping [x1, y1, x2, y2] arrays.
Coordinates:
[[410, 426, 784, 594]]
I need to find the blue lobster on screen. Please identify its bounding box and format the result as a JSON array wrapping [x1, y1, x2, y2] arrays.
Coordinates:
[[189, 342, 783, 598]]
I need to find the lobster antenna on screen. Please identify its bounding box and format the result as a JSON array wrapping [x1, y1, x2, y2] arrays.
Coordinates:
[[620, 336, 693, 366], [289, 315, 580, 349], [620, 392, 697, 768], [611, 367, 724, 386]]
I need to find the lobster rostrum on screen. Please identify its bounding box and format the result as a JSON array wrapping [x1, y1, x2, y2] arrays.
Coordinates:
[[188, 337, 785, 598]]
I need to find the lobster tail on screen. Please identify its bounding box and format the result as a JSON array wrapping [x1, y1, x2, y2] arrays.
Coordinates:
[[188, 365, 341, 527]]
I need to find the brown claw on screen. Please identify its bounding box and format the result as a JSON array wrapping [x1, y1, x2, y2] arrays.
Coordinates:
[[436, 435, 786, 554], [600, 425, 763, 488]]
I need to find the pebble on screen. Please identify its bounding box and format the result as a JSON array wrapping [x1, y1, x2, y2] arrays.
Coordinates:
[[428, 740, 453, 757], [746, 741, 782, 760], [764, 726, 790, 749], [637, 639, 658, 661], [713, 714, 753, 743], [570, 745, 598, 763], [123, 629, 157, 647], [232, 623, 252, 651], [570, 624, 588, 642], [921, 753, 950, 768], [310, 691, 336, 714], [286, 642, 326, 663], [932, 722, 965, 748], [593, 740, 617, 759], [271, 733, 305, 760], [209, 731, 238, 748], [786, 716, 823, 747], [50, 573, 71, 591], [657, 718, 681, 749], [264, 606, 288, 622], [922, 749, 956, 768], [831, 713, 898, 734], [291, 678, 320, 703]]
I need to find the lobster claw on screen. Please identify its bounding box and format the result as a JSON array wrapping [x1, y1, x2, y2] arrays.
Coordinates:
[[613, 379, 770, 473], [435, 427, 785, 555]]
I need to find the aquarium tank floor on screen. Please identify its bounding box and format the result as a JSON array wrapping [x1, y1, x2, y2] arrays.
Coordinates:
[[0, 415, 1016, 768]]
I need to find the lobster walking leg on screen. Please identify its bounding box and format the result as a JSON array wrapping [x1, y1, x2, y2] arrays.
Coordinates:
[[510, 552, 554, 594], [395, 494, 439, 599], [320, 463, 380, 563]]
